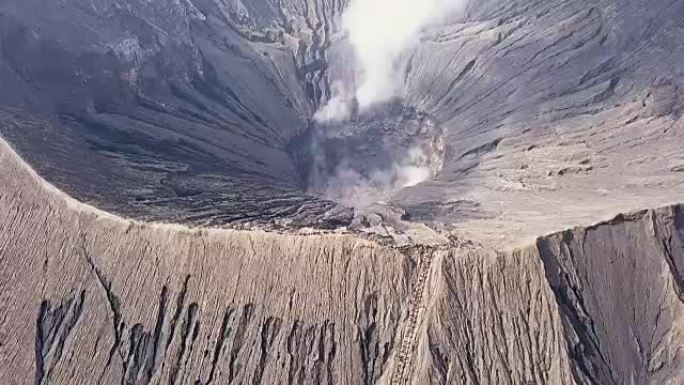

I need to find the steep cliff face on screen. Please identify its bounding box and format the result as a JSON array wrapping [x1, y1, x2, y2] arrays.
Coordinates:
[[537, 208, 684, 384], [410, 247, 575, 385], [2, 132, 683, 384]]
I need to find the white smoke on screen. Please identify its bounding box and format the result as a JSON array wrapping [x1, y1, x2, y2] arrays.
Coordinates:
[[315, 0, 467, 122], [307, 2, 455, 208], [313, 81, 354, 123], [321, 146, 440, 208]]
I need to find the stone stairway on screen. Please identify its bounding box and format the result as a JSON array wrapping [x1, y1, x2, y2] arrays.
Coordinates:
[[389, 250, 435, 385]]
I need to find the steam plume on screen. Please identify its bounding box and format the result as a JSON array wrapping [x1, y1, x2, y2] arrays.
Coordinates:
[[321, 146, 440, 208], [315, 0, 467, 122]]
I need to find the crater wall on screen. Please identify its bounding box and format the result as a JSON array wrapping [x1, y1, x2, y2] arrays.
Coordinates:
[[2, 122, 682, 384]]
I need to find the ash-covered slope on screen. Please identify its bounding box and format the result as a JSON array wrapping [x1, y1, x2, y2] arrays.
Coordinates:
[[1, 125, 683, 384], [1, 0, 684, 384], [0, 0, 350, 228]]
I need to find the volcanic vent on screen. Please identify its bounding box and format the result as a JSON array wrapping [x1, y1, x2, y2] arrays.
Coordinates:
[[289, 105, 445, 208]]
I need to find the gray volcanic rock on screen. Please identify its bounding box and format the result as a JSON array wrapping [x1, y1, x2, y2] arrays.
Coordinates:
[[0, 0, 683, 384], [0, 0, 347, 228], [0, 0, 682, 233]]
